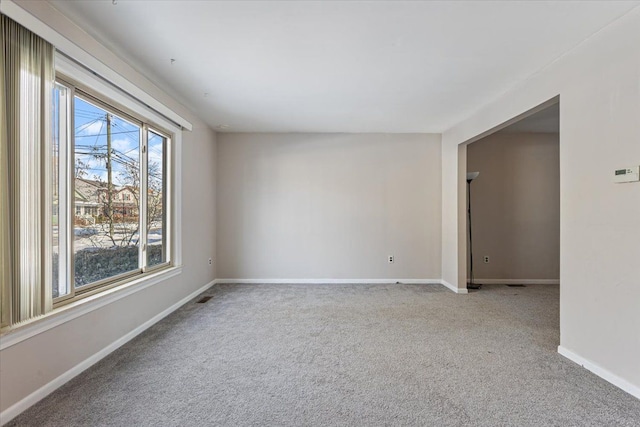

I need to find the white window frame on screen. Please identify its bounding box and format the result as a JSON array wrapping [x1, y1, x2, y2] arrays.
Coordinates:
[[52, 58, 181, 305]]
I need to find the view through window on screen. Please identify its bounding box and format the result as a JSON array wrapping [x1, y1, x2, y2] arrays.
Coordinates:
[[52, 81, 170, 301], [147, 130, 167, 268]]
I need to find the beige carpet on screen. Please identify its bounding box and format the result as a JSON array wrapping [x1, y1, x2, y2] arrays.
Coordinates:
[[9, 283, 640, 426]]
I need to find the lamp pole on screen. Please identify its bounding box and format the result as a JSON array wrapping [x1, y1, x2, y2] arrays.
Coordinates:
[[467, 172, 481, 290]]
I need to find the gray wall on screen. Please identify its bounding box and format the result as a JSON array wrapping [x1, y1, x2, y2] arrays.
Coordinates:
[[216, 133, 442, 280], [467, 132, 560, 282], [442, 8, 640, 393]]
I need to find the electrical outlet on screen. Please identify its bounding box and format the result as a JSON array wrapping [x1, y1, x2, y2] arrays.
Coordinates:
[[483, 256, 490, 264], [208, 258, 212, 265], [388, 255, 394, 264]]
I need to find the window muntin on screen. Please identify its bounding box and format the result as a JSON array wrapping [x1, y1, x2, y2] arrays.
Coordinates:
[[52, 78, 172, 304]]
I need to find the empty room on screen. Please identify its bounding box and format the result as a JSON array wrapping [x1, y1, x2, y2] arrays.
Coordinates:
[[1, 1, 639, 426]]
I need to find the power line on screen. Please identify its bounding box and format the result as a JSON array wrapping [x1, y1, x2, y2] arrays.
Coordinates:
[[75, 130, 138, 138], [92, 121, 104, 146], [75, 118, 101, 133]]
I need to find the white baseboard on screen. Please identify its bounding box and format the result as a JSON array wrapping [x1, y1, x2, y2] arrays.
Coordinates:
[[439, 279, 468, 294], [557, 345, 640, 400], [214, 278, 467, 294], [470, 278, 559, 285], [0, 280, 214, 426], [215, 278, 441, 285]]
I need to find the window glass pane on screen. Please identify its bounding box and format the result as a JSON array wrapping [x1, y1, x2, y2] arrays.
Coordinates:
[[147, 130, 167, 267], [73, 96, 141, 286], [52, 83, 70, 298]]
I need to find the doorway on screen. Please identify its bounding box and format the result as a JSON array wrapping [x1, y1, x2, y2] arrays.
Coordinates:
[[460, 100, 561, 347], [465, 102, 560, 288]]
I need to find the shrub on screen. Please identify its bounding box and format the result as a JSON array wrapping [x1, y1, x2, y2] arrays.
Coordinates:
[[52, 245, 164, 297]]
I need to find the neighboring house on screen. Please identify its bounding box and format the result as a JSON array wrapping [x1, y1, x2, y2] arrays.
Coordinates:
[[74, 178, 104, 220], [111, 186, 138, 218], [74, 178, 139, 221]]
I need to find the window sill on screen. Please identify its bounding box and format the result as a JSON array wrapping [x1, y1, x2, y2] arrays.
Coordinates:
[[0, 265, 183, 350]]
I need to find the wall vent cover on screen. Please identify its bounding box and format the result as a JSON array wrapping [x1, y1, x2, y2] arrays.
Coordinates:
[[196, 296, 213, 303]]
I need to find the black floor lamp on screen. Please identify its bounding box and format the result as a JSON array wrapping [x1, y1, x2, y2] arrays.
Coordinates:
[[466, 171, 481, 290]]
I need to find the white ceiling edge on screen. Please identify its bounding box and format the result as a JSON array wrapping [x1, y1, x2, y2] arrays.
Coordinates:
[[1, 0, 193, 131]]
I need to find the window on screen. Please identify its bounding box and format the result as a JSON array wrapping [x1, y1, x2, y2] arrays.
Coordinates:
[[52, 78, 172, 303], [2, 15, 184, 331]]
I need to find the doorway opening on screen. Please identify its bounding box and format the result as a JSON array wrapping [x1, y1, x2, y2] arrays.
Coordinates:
[[460, 98, 560, 345], [465, 101, 560, 290]]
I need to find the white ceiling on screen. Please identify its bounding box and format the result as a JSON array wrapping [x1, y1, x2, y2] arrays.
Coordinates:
[[50, 1, 639, 133]]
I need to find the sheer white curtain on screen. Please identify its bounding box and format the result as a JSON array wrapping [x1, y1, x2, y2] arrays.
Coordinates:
[[1, 14, 54, 325]]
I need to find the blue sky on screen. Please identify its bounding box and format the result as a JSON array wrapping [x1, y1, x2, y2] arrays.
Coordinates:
[[74, 97, 164, 187]]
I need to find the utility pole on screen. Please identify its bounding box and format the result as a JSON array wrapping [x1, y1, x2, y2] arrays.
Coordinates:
[[106, 113, 114, 239]]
